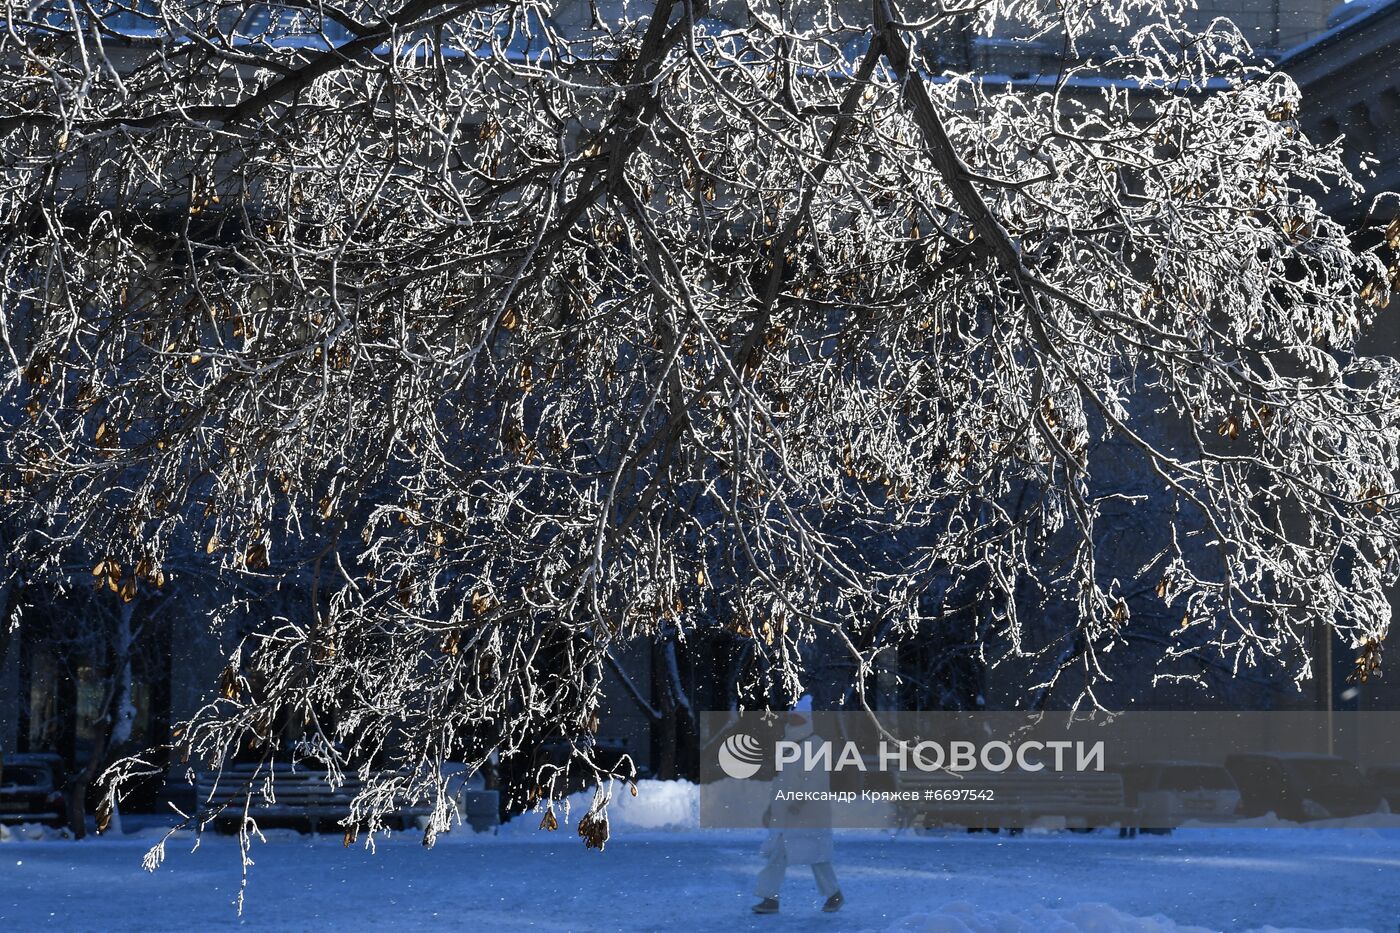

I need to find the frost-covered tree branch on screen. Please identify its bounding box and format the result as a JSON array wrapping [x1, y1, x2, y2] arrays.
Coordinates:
[[1, 0, 1398, 852]]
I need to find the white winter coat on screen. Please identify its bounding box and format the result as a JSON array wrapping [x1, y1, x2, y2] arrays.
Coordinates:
[[763, 727, 834, 865]]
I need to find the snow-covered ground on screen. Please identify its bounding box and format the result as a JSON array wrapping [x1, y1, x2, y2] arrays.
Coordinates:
[[2, 781, 1397, 932]]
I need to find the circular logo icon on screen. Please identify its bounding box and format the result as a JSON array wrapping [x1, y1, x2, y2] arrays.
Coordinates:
[[718, 733, 764, 779]]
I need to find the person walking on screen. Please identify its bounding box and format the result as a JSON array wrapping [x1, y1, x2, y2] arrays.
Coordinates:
[[752, 695, 844, 915]]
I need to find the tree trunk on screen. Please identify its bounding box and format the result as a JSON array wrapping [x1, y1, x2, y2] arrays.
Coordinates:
[[0, 582, 9, 786], [651, 641, 677, 780], [64, 760, 97, 838], [0, 580, 11, 707], [65, 601, 137, 839]]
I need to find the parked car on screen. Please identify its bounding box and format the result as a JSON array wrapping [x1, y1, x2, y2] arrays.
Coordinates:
[[1366, 763, 1400, 811], [0, 753, 67, 826], [1226, 753, 1385, 821], [1120, 761, 1240, 830]]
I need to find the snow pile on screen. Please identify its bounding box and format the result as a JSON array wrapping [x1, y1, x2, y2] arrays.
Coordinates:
[[887, 901, 1370, 933], [502, 778, 700, 835], [0, 822, 69, 843], [597, 778, 700, 831]]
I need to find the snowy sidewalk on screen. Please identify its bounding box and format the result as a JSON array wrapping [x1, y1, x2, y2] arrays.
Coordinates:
[[2, 824, 1395, 932]]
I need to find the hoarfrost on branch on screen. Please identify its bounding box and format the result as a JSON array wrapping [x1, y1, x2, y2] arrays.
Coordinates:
[[1, 0, 1398, 847]]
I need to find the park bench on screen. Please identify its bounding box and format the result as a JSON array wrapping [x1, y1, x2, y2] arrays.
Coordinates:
[[196, 763, 431, 833], [893, 768, 1131, 833]]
